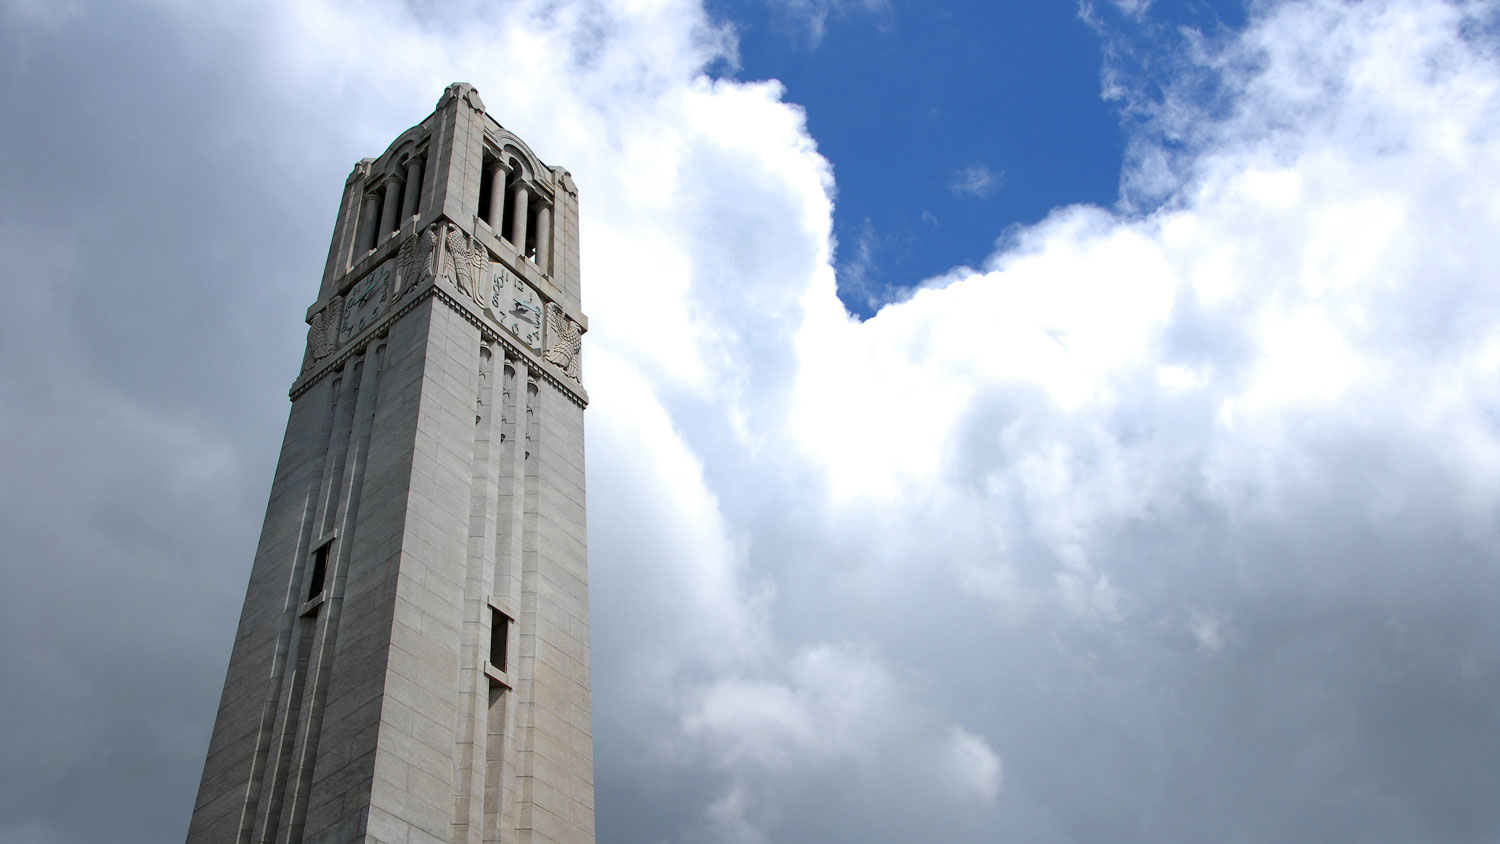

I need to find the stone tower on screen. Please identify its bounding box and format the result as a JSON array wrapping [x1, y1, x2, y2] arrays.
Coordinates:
[[187, 83, 593, 844]]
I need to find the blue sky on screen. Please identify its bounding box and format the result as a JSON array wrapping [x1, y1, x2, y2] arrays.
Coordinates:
[[709, 0, 1245, 313], [5, 1, 1500, 842]]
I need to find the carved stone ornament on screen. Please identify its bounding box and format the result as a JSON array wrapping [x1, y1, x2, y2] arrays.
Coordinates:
[[302, 296, 344, 372], [543, 302, 583, 381], [442, 225, 489, 306], [438, 82, 485, 114], [484, 263, 543, 351], [394, 224, 439, 299]]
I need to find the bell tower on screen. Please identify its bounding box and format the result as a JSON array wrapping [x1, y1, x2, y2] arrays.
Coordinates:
[[187, 83, 593, 844]]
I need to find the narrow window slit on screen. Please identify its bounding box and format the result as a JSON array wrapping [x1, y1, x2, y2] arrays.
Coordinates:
[[478, 152, 497, 226], [500, 163, 519, 242], [307, 544, 329, 601], [489, 607, 510, 674], [525, 202, 539, 262]]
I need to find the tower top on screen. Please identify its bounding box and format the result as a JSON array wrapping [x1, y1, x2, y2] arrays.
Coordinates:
[[300, 83, 586, 407], [438, 81, 486, 111]]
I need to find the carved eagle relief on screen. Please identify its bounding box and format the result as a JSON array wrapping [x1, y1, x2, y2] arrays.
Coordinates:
[[302, 296, 344, 373], [543, 302, 583, 381], [444, 226, 489, 306], [395, 224, 439, 298]]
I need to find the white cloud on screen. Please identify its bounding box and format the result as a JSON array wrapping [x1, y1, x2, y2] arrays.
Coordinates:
[[834, 218, 898, 314], [681, 643, 1002, 836], [787, 0, 1500, 577], [944, 725, 1004, 805], [9, 0, 1500, 841], [949, 164, 1004, 198], [767, 0, 891, 47]]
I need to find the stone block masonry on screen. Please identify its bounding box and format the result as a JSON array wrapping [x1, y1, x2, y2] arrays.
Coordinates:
[[188, 83, 593, 844]]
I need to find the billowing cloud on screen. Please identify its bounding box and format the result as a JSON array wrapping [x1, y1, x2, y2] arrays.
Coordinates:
[[679, 643, 1002, 840], [4, 0, 1500, 842]]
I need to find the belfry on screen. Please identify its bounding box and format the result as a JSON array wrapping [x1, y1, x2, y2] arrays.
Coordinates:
[[187, 83, 594, 844]]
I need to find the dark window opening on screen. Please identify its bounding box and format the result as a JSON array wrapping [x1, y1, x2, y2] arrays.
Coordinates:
[[391, 180, 406, 233], [489, 607, 510, 673], [500, 163, 520, 241], [307, 544, 329, 601], [478, 152, 497, 226], [525, 202, 539, 261], [359, 193, 381, 253]]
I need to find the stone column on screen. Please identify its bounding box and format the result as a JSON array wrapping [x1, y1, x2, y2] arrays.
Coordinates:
[[378, 176, 404, 241], [486, 161, 509, 229], [401, 158, 424, 220], [534, 203, 552, 274], [508, 182, 529, 253], [356, 192, 382, 254]]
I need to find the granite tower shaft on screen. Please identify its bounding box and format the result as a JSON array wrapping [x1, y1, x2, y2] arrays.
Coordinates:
[[187, 83, 594, 844]]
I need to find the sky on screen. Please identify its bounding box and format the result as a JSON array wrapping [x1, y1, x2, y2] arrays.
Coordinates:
[[2, 0, 1500, 842]]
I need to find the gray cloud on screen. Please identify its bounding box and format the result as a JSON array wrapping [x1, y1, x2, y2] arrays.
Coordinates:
[[4, 0, 1500, 843]]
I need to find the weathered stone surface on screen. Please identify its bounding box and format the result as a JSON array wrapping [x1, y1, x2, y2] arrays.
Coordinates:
[[188, 83, 593, 844]]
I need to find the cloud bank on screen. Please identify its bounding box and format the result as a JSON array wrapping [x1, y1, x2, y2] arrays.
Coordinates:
[[2, 0, 1499, 842]]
